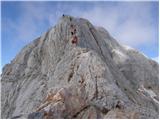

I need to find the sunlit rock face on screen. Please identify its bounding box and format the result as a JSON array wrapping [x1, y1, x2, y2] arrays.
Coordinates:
[[1, 15, 158, 119]]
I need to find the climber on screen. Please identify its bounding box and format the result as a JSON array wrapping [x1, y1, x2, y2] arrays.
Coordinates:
[[74, 28, 76, 34], [71, 31, 74, 35], [62, 14, 65, 17], [71, 29, 76, 35], [71, 36, 78, 44], [70, 24, 74, 28]]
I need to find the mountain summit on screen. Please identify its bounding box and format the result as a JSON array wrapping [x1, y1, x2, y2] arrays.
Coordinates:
[[1, 15, 159, 119]]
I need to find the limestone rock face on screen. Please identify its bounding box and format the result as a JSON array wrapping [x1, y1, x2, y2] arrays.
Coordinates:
[[1, 15, 159, 119]]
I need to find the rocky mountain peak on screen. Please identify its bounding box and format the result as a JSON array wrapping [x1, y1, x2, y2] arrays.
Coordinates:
[[1, 15, 158, 119]]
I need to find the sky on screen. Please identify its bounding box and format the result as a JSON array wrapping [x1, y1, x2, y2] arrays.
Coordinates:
[[1, 1, 159, 69]]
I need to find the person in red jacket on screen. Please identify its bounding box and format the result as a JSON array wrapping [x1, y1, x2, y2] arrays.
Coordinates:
[[71, 36, 78, 44]]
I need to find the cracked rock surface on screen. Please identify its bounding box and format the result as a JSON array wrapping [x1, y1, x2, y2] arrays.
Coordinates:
[[1, 15, 159, 119]]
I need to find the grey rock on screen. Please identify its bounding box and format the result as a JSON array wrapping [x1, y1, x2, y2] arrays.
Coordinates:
[[1, 15, 159, 119], [27, 112, 45, 119]]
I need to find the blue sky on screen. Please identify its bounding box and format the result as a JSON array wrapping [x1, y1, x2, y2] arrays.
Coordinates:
[[1, 1, 159, 68]]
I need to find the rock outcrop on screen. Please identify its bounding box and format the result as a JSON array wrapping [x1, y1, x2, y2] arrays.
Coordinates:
[[1, 15, 159, 119]]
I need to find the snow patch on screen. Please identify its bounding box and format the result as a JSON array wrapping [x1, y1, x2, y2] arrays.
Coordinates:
[[122, 44, 135, 51], [137, 85, 158, 104], [122, 44, 150, 59], [112, 49, 129, 63]]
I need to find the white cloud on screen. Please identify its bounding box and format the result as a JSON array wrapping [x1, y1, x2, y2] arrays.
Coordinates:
[[70, 2, 158, 48], [3, 2, 158, 51]]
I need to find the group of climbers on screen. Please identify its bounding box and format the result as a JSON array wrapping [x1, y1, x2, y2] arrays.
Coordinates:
[[70, 24, 78, 45], [62, 14, 78, 45]]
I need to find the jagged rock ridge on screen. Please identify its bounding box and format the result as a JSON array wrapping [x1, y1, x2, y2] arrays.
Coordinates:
[[1, 15, 159, 119]]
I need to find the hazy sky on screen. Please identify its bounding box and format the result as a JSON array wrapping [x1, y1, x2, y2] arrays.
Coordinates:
[[1, 1, 159, 68]]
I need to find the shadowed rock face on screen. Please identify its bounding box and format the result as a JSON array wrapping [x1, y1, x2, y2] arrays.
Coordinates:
[[1, 15, 159, 119]]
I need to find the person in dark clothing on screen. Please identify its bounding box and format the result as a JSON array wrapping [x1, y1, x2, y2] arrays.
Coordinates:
[[70, 24, 74, 28], [71, 32, 74, 35]]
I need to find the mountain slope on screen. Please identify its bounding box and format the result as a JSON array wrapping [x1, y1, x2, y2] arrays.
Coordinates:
[[1, 15, 158, 119]]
